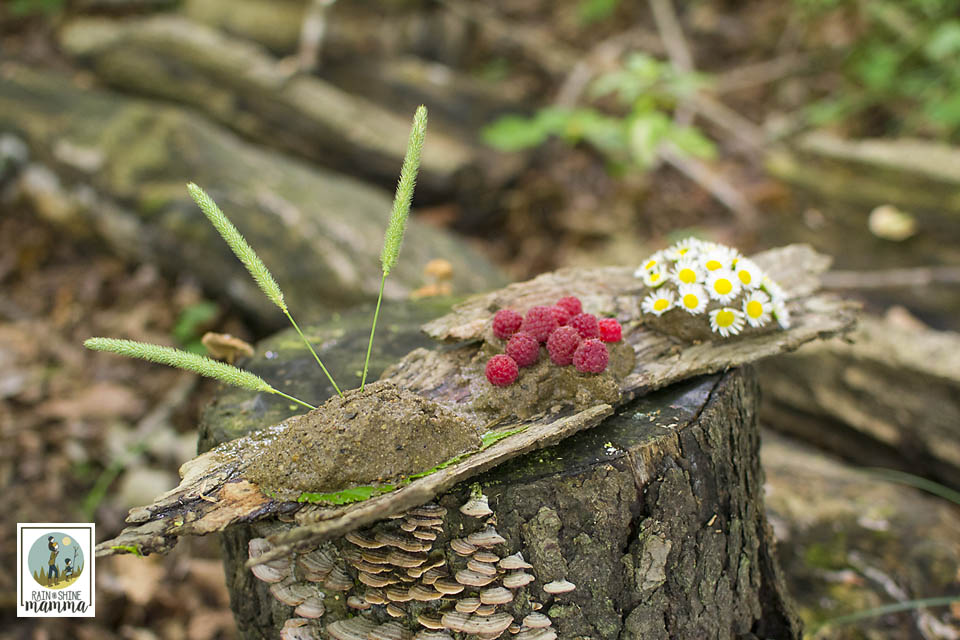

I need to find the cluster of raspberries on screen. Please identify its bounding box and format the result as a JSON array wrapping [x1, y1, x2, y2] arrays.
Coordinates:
[[485, 295, 623, 387]]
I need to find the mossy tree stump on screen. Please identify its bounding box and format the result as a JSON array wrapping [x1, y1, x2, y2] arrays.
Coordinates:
[[201, 300, 802, 640]]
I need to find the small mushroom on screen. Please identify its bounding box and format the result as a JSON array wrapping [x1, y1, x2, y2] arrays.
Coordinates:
[[294, 595, 326, 619], [521, 613, 552, 629], [408, 583, 443, 602], [248, 538, 292, 583], [473, 551, 500, 564], [387, 549, 429, 568], [480, 586, 513, 605], [408, 503, 447, 518], [281, 618, 318, 640], [467, 558, 497, 576], [498, 553, 533, 570], [364, 588, 387, 605], [474, 604, 497, 616], [412, 529, 438, 541], [298, 548, 336, 582], [361, 548, 392, 564], [502, 571, 535, 589], [347, 595, 370, 610], [413, 632, 453, 640], [327, 617, 378, 640], [385, 586, 412, 603], [359, 572, 397, 588], [456, 597, 481, 613], [466, 527, 506, 548], [515, 629, 557, 640], [455, 569, 497, 587], [369, 622, 412, 640], [201, 332, 253, 364], [346, 530, 383, 549], [434, 577, 466, 594], [450, 538, 478, 556], [417, 611, 446, 630], [542, 580, 576, 594], [420, 567, 447, 585], [460, 494, 493, 518], [270, 578, 307, 607], [377, 531, 431, 553], [322, 565, 353, 591], [385, 602, 406, 618]]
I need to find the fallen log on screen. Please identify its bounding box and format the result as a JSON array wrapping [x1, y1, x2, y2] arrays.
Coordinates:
[[758, 312, 960, 489]]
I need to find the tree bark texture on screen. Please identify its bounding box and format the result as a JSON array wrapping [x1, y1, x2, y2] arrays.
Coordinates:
[[203, 302, 802, 640]]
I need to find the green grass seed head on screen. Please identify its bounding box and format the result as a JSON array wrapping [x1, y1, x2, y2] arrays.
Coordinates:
[[380, 105, 427, 275], [186, 182, 287, 313]]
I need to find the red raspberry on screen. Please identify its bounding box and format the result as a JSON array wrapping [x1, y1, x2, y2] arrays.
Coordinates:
[[598, 318, 622, 342], [573, 338, 609, 373], [555, 296, 582, 317], [569, 313, 599, 340], [485, 354, 519, 386], [505, 332, 540, 368], [546, 326, 581, 366], [550, 305, 572, 327], [521, 306, 559, 342], [492, 309, 523, 339]]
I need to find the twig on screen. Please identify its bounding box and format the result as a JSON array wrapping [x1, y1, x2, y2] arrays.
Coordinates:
[[297, 0, 337, 72], [555, 28, 662, 107], [823, 266, 960, 290], [713, 54, 810, 94], [648, 0, 695, 126], [438, 0, 579, 77], [660, 143, 759, 226]]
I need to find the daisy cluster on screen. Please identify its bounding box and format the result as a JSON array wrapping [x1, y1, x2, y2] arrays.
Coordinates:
[[635, 237, 790, 337]]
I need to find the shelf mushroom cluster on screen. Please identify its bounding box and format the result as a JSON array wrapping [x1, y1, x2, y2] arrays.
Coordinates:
[[251, 490, 578, 640]]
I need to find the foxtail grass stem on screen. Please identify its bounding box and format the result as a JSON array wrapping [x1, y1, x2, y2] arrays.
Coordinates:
[[273, 389, 318, 411], [285, 311, 342, 397], [360, 273, 387, 391]]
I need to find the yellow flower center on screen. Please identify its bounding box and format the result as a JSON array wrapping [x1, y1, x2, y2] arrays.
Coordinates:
[[683, 293, 699, 309], [653, 298, 669, 311], [678, 268, 697, 284], [705, 259, 723, 271], [716, 310, 735, 327], [714, 278, 733, 295], [650, 272, 661, 283], [738, 270, 752, 285], [677, 247, 689, 255], [746, 300, 763, 318], [644, 259, 657, 270]]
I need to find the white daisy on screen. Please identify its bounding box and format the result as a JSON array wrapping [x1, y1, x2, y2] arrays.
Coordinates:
[[643, 268, 667, 288], [701, 246, 738, 273], [641, 290, 676, 317], [741, 291, 772, 328], [733, 258, 764, 290], [772, 298, 791, 329], [761, 276, 787, 300], [668, 237, 704, 260], [676, 284, 708, 315], [706, 270, 742, 304], [709, 307, 746, 337], [634, 250, 667, 277], [672, 256, 704, 286]]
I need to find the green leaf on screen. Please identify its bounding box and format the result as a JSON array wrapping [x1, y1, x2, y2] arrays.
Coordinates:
[[666, 125, 717, 160], [577, 0, 620, 24], [627, 112, 671, 168], [172, 301, 218, 353], [297, 484, 396, 505], [926, 20, 960, 60], [853, 44, 904, 91]]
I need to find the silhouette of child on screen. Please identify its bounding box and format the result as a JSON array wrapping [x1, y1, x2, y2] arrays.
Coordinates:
[[47, 537, 60, 583]]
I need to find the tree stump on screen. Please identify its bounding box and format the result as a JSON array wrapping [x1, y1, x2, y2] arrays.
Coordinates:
[[201, 301, 802, 640]]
